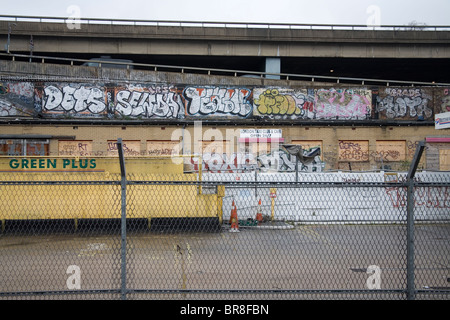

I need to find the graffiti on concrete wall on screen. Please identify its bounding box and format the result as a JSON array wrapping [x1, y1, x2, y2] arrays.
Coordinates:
[[253, 88, 308, 118], [183, 86, 252, 117], [41, 83, 185, 119], [441, 88, 450, 112], [43, 84, 107, 116], [376, 88, 433, 120], [314, 88, 371, 120], [190, 147, 324, 173], [253, 88, 371, 120], [114, 85, 184, 119], [0, 81, 444, 122], [0, 82, 35, 117]]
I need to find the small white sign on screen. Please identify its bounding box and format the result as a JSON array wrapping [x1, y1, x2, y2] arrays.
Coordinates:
[[240, 129, 282, 138], [435, 112, 450, 130]]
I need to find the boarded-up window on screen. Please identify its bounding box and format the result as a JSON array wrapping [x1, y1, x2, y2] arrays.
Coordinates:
[[58, 140, 93, 156], [338, 140, 369, 162], [202, 140, 227, 154], [440, 149, 450, 171], [0, 139, 49, 156], [376, 140, 406, 162], [107, 140, 141, 157], [146, 140, 181, 156]]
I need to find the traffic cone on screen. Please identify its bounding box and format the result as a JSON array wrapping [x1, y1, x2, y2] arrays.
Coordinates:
[[229, 200, 236, 224], [229, 200, 239, 232], [256, 199, 263, 223]]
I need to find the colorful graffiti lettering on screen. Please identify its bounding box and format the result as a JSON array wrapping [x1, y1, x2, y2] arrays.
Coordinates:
[[314, 89, 371, 120], [0, 81, 444, 122], [254, 88, 300, 116], [183, 86, 252, 117], [253, 88, 371, 120]]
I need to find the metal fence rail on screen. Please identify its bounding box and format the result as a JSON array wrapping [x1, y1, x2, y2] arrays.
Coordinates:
[[0, 140, 449, 300], [2, 14, 450, 31]]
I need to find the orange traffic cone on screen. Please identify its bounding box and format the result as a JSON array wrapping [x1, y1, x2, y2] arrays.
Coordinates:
[[229, 200, 236, 224], [229, 200, 239, 232], [256, 199, 263, 223]]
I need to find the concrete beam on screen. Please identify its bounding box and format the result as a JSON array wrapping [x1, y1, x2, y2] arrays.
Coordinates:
[[1, 21, 450, 59]]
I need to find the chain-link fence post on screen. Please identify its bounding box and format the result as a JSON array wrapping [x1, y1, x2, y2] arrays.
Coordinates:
[[406, 140, 425, 300], [117, 138, 127, 300]]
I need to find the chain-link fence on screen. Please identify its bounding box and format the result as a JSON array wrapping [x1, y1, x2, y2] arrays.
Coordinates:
[[0, 140, 448, 300]]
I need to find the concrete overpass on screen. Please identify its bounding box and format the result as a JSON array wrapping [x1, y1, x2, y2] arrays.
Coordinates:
[[1, 15, 450, 82]]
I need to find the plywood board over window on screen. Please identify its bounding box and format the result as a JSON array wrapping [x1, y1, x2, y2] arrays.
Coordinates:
[[338, 140, 369, 162], [202, 140, 228, 154], [1, 139, 49, 156], [146, 140, 181, 157], [440, 149, 450, 171], [58, 140, 93, 156], [376, 140, 406, 162], [107, 140, 141, 157]]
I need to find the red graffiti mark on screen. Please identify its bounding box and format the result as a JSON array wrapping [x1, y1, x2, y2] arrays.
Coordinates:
[[303, 101, 314, 112], [385, 186, 450, 208], [240, 89, 250, 97]]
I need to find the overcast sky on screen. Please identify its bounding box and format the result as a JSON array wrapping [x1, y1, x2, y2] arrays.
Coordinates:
[[1, 0, 449, 26]]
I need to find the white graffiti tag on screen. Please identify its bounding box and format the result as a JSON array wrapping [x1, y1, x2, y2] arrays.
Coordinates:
[[115, 90, 183, 118], [376, 88, 433, 119], [43, 85, 106, 114]]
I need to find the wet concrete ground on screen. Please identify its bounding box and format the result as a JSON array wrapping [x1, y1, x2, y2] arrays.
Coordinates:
[[0, 223, 448, 299]]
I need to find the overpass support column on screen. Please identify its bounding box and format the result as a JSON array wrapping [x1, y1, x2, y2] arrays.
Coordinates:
[[265, 57, 280, 79]]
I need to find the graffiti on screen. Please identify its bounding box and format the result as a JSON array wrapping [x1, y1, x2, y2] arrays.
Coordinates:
[[107, 140, 141, 157], [58, 140, 93, 157], [374, 141, 406, 162], [376, 88, 433, 119], [314, 88, 371, 120], [190, 153, 255, 173], [191, 148, 324, 173], [0, 83, 9, 95], [338, 140, 370, 162], [377, 150, 401, 161], [43, 84, 107, 114], [253, 88, 371, 120], [8, 82, 34, 98], [442, 88, 450, 112], [183, 87, 252, 117], [385, 186, 450, 208], [0, 82, 34, 117], [115, 89, 183, 119], [1, 81, 447, 122], [146, 140, 180, 156], [254, 88, 301, 116]]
